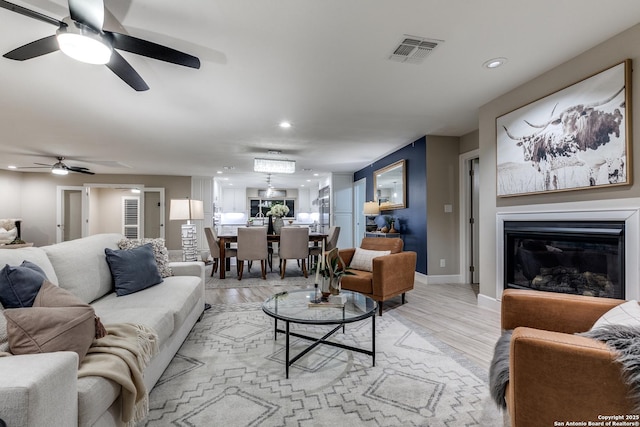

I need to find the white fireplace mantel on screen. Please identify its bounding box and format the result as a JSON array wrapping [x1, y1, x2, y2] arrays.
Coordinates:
[[496, 200, 640, 301]]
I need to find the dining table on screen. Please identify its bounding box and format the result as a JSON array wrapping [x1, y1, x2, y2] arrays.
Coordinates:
[[217, 230, 328, 279]]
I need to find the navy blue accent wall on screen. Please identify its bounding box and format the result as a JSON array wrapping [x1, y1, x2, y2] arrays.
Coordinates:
[[354, 136, 427, 274]]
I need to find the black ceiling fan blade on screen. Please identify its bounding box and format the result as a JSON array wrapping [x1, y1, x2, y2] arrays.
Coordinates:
[[68, 0, 103, 31], [106, 50, 149, 91], [0, 0, 63, 27], [3, 35, 60, 60], [109, 31, 200, 69], [66, 166, 95, 175]]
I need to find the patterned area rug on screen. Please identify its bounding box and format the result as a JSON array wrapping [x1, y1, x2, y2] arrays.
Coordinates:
[[142, 302, 503, 426], [205, 257, 314, 289]]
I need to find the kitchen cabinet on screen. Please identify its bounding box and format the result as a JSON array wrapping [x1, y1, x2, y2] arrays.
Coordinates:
[[221, 187, 247, 212]]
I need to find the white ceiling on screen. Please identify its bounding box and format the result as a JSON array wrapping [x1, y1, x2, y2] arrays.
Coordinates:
[[1, 0, 639, 190]]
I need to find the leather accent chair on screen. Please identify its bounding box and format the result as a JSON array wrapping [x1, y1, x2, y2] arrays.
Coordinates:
[[339, 237, 416, 316], [204, 227, 237, 277], [500, 289, 634, 427], [236, 227, 268, 280], [278, 227, 310, 279]]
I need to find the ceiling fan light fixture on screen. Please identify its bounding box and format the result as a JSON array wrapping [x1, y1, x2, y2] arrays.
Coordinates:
[[56, 19, 112, 65], [51, 163, 68, 175]]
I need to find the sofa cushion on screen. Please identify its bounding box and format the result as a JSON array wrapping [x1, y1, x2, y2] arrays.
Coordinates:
[[91, 306, 174, 345], [340, 269, 374, 294], [0, 247, 58, 286], [91, 276, 201, 332], [118, 238, 173, 278], [592, 300, 640, 329], [42, 233, 122, 303], [349, 248, 391, 272], [105, 244, 163, 296], [77, 375, 121, 427], [0, 260, 47, 308], [4, 281, 96, 364]]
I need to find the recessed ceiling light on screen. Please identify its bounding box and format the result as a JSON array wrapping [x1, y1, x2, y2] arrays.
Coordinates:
[[279, 121, 292, 129], [7, 165, 17, 169], [300, 184, 305, 187], [217, 171, 223, 174], [313, 173, 319, 177], [483, 57, 507, 69]]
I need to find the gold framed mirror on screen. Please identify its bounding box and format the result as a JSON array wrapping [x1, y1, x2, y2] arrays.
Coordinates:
[[374, 159, 406, 210]]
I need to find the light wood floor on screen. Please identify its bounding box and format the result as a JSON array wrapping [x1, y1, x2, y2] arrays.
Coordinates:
[[206, 277, 502, 371]]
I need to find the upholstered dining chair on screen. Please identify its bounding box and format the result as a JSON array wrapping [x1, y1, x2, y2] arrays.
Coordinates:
[[204, 227, 237, 277], [236, 227, 268, 280], [309, 226, 340, 266], [278, 227, 310, 279]]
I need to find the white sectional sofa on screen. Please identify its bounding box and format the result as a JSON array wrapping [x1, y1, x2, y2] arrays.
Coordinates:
[[0, 233, 205, 426]]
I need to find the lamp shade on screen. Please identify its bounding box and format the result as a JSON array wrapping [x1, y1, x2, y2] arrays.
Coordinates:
[[363, 201, 380, 215], [170, 199, 204, 221]]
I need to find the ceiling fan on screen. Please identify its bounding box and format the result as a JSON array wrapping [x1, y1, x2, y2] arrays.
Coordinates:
[[0, 0, 200, 91], [21, 156, 96, 175]]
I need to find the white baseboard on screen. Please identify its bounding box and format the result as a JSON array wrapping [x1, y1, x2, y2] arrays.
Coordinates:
[[425, 274, 464, 285], [478, 293, 501, 312]]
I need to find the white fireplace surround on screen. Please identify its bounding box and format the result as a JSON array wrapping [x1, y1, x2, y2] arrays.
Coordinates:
[[496, 200, 640, 302]]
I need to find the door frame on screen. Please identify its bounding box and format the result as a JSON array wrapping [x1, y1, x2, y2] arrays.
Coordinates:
[[56, 186, 84, 243], [458, 149, 479, 284]]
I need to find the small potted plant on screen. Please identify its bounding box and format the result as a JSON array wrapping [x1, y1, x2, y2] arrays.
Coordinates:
[[313, 247, 354, 297]]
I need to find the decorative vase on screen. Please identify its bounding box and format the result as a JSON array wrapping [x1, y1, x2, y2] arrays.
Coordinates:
[[381, 226, 389, 233], [389, 222, 397, 233], [273, 217, 284, 234], [267, 215, 274, 235], [329, 277, 341, 295]]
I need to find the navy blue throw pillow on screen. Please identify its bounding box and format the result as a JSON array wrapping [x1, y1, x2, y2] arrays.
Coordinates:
[[105, 243, 163, 296], [0, 260, 48, 308]]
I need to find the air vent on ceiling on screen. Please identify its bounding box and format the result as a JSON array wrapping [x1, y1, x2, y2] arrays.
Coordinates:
[[389, 35, 442, 64]]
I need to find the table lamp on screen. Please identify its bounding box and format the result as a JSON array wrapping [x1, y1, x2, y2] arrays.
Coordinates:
[[363, 201, 380, 216], [170, 198, 204, 261]]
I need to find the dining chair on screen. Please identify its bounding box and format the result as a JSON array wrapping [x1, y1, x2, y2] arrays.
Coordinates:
[[309, 226, 340, 266], [278, 227, 310, 279], [204, 227, 237, 277], [236, 227, 268, 280]]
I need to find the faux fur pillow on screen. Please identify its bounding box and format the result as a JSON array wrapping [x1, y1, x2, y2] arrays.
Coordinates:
[[118, 238, 173, 277], [4, 281, 96, 365], [489, 330, 513, 409]]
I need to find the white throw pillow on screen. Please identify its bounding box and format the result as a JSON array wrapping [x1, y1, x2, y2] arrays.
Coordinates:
[[349, 248, 391, 272], [591, 300, 640, 329], [0, 305, 8, 353]]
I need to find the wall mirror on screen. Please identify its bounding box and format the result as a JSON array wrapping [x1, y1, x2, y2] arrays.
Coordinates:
[[374, 159, 406, 210]]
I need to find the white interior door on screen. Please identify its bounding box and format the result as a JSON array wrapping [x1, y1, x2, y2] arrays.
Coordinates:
[[56, 186, 84, 243], [354, 178, 366, 243]]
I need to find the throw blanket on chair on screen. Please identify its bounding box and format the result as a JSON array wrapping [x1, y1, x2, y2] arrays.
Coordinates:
[[78, 323, 158, 426], [489, 325, 640, 412]]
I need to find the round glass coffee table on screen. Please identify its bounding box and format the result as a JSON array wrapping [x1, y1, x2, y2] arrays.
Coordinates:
[[262, 289, 377, 378]]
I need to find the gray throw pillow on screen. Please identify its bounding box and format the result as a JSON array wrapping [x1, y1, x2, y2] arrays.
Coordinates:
[[105, 244, 163, 296], [0, 260, 48, 308]]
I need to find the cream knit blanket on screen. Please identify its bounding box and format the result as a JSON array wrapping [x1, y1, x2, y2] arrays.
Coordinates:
[[78, 323, 158, 426]]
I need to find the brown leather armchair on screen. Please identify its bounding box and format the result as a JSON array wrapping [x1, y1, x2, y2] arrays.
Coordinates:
[[500, 289, 636, 427], [339, 237, 416, 315]]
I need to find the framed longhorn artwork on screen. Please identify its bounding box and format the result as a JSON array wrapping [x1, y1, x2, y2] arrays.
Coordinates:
[[496, 59, 632, 197]]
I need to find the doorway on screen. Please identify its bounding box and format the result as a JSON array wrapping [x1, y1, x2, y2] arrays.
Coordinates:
[[459, 150, 480, 284], [354, 178, 366, 243], [56, 186, 84, 242]]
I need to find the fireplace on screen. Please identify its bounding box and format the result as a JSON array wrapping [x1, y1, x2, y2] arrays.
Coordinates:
[[504, 221, 625, 299]]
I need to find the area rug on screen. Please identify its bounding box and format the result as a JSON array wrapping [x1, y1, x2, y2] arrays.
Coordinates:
[[141, 302, 503, 426], [205, 258, 313, 289]]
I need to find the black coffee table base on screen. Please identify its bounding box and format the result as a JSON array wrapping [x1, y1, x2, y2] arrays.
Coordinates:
[[274, 316, 376, 379]]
